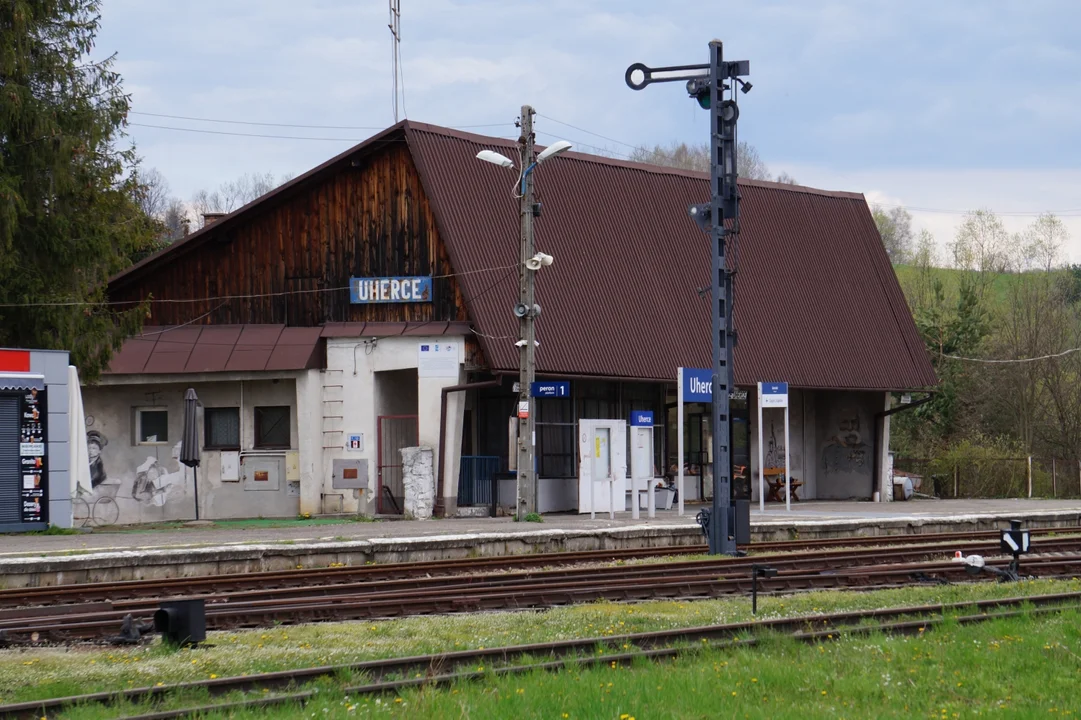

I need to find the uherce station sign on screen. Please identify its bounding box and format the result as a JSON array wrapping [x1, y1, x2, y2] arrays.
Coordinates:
[[350, 276, 432, 304]]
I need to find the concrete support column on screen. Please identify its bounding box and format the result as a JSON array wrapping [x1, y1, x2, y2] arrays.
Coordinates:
[[878, 392, 893, 502], [295, 369, 325, 516]]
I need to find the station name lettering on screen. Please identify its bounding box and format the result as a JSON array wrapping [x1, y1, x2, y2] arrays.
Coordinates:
[[689, 377, 712, 395], [355, 278, 423, 302]]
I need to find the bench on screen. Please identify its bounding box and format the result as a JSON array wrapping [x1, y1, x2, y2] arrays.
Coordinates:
[[763, 468, 801, 502]]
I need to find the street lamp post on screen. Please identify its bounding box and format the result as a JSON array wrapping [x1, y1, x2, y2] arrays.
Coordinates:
[[476, 106, 571, 519]]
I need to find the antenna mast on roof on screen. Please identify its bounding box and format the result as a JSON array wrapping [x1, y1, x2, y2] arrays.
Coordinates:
[[389, 0, 401, 123]]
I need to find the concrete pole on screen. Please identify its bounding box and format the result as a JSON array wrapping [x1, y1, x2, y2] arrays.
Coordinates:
[[677, 368, 685, 516], [1027, 455, 1033, 498], [516, 105, 537, 519]]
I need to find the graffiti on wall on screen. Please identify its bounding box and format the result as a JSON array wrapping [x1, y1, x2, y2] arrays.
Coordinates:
[[78, 424, 190, 526], [764, 419, 786, 468], [822, 413, 869, 473]]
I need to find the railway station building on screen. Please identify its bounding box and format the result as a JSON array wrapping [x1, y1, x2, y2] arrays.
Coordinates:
[[80, 121, 936, 524]]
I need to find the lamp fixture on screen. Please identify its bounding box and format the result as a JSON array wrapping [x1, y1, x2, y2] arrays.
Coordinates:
[[536, 140, 572, 164], [476, 150, 514, 168]]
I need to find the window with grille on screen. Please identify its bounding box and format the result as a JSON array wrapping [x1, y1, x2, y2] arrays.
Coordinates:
[[254, 406, 290, 449], [204, 407, 240, 450]]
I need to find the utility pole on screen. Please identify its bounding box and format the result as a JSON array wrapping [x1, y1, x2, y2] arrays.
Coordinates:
[[516, 105, 537, 519], [475, 110, 570, 519], [627, 41, 750, 555]]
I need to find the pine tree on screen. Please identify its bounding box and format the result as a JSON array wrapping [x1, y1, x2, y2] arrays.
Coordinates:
[[0, 0, 157, 380]]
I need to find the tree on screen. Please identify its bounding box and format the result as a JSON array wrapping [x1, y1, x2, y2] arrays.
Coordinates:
[[161, 198, 189, 241], [871, 205, 914, 264], [134, 167, 170, 219], [951, 209, 1012, 275], [0, 0, 158, 380], [896, 273, 990, 448], [629, 141, 792, 183], [133, 166, 188, 243], [1022, 212, 1068, 272], [190, 171, 292, 227]]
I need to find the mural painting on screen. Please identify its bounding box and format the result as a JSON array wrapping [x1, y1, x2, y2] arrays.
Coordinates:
[[87, 430, 107, 488], [78, 424, 191, 526]]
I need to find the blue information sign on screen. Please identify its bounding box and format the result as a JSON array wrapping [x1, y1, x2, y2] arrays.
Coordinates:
[[682, 368, 714, 402], [681, 368, 748, 402], [530, 381, 570, 398], [630, 410, 654, 427], [350, 276, 432, 304]]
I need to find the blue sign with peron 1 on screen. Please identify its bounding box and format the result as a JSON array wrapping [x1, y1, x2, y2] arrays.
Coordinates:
[[350, 276, 432, 304], [531, 381, 570, 398]]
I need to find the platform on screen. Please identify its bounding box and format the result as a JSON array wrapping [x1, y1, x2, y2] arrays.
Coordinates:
[[1, 499, 1080, 589]]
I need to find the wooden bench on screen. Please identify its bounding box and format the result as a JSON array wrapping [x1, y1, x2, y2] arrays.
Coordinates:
[[763, 468, 802, 502]]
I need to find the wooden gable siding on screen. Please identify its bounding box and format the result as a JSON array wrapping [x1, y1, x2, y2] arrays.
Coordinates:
[[111, 143, 467, 326]]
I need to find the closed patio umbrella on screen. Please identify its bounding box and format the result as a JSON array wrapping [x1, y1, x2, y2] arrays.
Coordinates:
[[180, 388, 201, 520]]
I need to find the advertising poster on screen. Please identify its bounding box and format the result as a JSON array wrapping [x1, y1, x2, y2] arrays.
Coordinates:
[[18, 387, 47, 523]]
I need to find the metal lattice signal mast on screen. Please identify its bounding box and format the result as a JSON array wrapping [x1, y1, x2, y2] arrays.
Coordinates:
[[626, 40, 750, 556]]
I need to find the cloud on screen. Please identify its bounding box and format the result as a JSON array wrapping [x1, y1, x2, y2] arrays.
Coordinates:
[[778, 163, 1081, 262]]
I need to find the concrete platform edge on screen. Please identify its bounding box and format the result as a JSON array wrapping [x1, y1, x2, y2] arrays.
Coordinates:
[[2, 508, 1080, 589]]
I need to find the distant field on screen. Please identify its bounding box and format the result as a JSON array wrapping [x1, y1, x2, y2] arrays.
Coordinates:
[[893, 264, 1018, 313]]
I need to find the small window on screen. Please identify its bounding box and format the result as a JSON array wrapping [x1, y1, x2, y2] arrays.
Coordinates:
[[135, 408, 169, 445], [204, 407, 240, 450], [254, 406, 290, 449]]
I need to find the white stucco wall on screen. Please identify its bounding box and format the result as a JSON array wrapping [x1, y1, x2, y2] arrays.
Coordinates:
[[82, 378, 299, 523], [324, 336, 466, 516]]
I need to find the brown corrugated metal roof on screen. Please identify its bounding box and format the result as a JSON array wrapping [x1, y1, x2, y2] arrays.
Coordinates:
[[105, 120, 934, 391], [403, 122, 936, 390], [105, 325, 323, 375], [320, 321, 473, 338]]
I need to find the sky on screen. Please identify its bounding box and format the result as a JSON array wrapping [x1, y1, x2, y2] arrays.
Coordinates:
[[96, 0, 1081, 261]]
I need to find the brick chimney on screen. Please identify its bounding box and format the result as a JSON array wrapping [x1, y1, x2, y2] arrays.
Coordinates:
[[202, 212, 227, 227]]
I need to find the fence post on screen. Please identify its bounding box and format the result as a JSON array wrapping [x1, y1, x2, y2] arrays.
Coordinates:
[[1027, 456, 1033, 498], [1052, 457, 1057, 498], [953, 464, 959, 498]]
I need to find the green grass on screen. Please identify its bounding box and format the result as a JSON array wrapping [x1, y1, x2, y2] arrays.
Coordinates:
[[4, 579, 1081, 717], [893, 264, 1018, 311]]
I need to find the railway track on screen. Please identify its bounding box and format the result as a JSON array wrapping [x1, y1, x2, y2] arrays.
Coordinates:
[[2, 590, 1078, 720], [3, 536, 1081, 644], [2, 526, 1076, 609]]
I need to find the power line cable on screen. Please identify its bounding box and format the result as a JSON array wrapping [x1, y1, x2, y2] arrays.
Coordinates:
[[536, 113, 638, 149], [129, 111, 507, 131], [941, 347, 1081, 364], [129, 122, 368, 142], [0, 264, 520, 309], [873, 202, 1081, 218], [131, 113, 1081, 218], [533, 130, 633, 161]]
